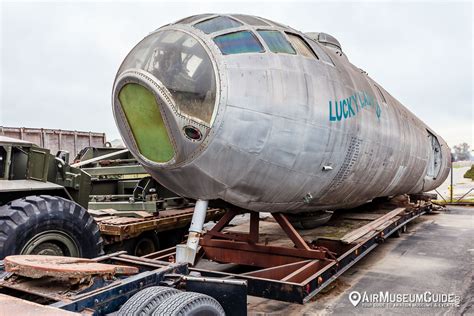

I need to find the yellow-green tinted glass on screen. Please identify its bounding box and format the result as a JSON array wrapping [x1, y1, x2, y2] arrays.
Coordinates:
[[119, 83, 174, 163]]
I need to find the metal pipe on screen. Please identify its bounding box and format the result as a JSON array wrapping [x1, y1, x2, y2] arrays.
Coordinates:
[[71, 148, 129, 168], [176, 199, 208, 265], [2, 145, 12, 180], [455, 188, 473, 203], [434, 188, 447, 203], [450, 154, 454, 203], [189, 200, 209, 233]]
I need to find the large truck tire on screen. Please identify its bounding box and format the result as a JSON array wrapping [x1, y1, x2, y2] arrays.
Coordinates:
[[152, 292, 225, 316], [118, 286, 179, 316], [0, 195, 103, 259]]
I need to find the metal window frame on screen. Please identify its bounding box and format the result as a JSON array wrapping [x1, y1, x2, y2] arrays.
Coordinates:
[[213, 30, 266, 55], [285, 32, 320, 60]]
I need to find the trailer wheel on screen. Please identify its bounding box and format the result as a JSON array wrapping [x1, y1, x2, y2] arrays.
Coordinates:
[[287, 211, 333, 229], [0, 195, 103, 259], [135, 232, 161, 257], [158, 226, 187, 248], [392, 224, 407, 238], [121, 232, 160, 257], [152, 292, 225, 316], [401, 224, 407, 233], [118, 286, 179, 316]]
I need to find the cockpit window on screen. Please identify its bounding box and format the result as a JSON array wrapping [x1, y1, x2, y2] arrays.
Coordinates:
[[214, 31, 264, 55], [305, 38, 335, 65], [232, 14, 270, 26], [118, 30, 216, 125], [194, 16, 242, 34], [257, 30, 295, 54], [286, 33, 318, 59]]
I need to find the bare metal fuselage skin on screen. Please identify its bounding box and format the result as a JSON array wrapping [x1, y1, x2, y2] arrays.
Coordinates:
[[113, 14, 450, 213]]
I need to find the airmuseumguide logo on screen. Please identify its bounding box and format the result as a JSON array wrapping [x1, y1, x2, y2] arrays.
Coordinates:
[[348, 290, 461, 308], [329, 91, 382, 122]]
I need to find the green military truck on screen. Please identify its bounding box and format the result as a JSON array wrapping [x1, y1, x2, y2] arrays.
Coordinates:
[[0, 136, 103, 258]]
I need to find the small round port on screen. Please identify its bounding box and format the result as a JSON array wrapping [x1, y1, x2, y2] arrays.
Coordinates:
[[184, 125, 202, 141]]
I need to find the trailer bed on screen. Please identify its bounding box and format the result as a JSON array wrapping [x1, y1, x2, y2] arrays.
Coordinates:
[[89, 208, 224, 244], [144, 196, 435, 303]]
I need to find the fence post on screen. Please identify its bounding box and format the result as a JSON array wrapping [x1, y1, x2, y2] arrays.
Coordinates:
[[450, 154, 454, 203]]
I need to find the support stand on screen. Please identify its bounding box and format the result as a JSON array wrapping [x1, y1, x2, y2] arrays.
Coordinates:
[[200, 210, 334, 268], [176, 200, 209, 264]]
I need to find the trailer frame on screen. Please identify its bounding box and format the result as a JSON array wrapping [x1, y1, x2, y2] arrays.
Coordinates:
[[143, 196, 433, 304]]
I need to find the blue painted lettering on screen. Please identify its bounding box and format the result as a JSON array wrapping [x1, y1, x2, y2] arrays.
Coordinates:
[[336, 101, 343, 121], [342, 100, 348, 118], [329, 101, 337, 121], [328, 91, 382, 122]]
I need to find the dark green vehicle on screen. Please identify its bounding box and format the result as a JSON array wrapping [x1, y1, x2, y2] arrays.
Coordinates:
[[0, 136, 103, 258]]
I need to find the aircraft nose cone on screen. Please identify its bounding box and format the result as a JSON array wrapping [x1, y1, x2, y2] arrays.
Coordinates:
[[112, 29, 218, 168]]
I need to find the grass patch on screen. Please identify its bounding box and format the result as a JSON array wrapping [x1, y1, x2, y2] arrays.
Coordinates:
[[464, 165, 474, 180]]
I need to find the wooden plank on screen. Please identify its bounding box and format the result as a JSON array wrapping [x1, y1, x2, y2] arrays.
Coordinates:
[[341, 207, 406, 244], [340, 213, 383, 221], [0, 294, 78, 316], [98, 209, 223, 239]]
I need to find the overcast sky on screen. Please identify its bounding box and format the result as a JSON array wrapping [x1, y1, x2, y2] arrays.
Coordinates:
[[0, 0, 472, 148]]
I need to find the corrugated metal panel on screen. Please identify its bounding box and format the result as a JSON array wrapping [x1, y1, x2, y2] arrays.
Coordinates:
[[0, 126, 106, 162]]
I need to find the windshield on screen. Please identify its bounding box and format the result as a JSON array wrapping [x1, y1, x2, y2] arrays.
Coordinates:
[[117, 30, 216, 125]]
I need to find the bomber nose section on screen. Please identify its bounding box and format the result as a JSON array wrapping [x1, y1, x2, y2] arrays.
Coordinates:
[[112, 29, 217, 167]]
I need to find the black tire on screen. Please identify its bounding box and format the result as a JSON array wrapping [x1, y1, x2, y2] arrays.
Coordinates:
[[109, 232, 160, 257], [288, 211, 333, 230], [130, 232, 160, 257], [158, 226, 187, 249], [118, 286, 180, 316], [152, 292, 225, 316], [0, 195, 103, 259], [392, 228, 402, 238], [401, 224, 407, 233]]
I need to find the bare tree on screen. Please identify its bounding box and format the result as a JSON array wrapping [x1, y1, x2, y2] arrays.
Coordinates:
[[453, 143, 471, 161]]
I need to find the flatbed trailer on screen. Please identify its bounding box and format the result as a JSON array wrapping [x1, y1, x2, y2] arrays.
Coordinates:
[[0, 194, 440, 314], [144, 195, 437, 304]]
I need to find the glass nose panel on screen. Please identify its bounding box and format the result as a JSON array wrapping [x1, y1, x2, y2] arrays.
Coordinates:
[[119, 83, 174, 163], [118, 30, 216, 125]]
